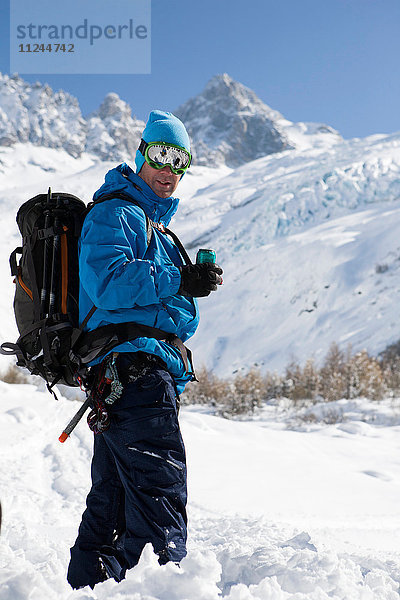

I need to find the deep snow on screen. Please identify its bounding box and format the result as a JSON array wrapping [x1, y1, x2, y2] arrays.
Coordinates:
[[1, 384, 400, 599]]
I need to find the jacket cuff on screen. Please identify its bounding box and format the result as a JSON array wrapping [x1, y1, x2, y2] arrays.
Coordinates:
[[155, 264, 181, 298]]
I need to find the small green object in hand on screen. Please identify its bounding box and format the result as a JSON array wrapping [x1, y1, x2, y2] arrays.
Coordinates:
[[196, 249, 216, 264]]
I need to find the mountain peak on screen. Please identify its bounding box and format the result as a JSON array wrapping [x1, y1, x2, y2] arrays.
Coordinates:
[[95, 92, 132, 121], [85, 92, 144, 161], [0, 72, 85, 156], [0, 73, 145, 162], [203, 73, 282, 119], [200, 73, 283, 121], [204, 72, 236, 91], [175, 74, 289, 167]]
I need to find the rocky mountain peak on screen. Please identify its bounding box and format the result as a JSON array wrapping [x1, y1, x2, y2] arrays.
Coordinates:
[[175, 74, 291, 167], [0, 74, 145, 162], [96, 92, 131, 120], [85, 93, 144, 161], [202, 73, 283, 121], [0, 72, 340, 167], [0, 73, 86, 157]]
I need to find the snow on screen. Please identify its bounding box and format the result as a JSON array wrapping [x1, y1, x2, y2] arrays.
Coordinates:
[[1, 128, 400, 378], [1, 75, 400, 597], [168, 129, 400, 376], [277, 119, 342, 151], [189, 199, 400, 375], [1, 384, 400, 599], [173, 130, 400, 250]]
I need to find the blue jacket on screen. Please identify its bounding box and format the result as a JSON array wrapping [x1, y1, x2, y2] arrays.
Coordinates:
[[79, 163, 199, 394]]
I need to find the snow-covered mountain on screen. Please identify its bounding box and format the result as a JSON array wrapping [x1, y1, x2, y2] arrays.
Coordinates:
[[175, 73, 290, 167], [0, 73, 144, 162], [0, 73, 86, 157], [85, 93, 145, 161], [0, 72, 340, 166], [175, 73, 341, 167], [175, 131, 400, 249], [174, 131, 400, 374]]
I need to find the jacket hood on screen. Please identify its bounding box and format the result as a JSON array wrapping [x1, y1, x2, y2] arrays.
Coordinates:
[[93, 163, 180, 226]]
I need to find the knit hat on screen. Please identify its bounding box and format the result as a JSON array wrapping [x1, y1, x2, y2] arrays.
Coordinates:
[[135, 110, 191, 174]]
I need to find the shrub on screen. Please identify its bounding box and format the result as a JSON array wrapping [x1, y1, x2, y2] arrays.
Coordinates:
[[379, 342, 400, 395], [346, 350, 386, 400], [181, 366, 230, 407], [181, 338, 400, 417], [181, 366, 265, 417], [319, 343, 347, 402], [284, 358, 320, 402], [264, 371, 285, 400], [228, 368, 265, 415]]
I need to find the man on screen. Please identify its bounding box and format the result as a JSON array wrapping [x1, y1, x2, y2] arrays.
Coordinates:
[[67, 110, 222, 589]]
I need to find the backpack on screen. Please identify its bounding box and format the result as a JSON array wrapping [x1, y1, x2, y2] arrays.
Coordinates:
[[0, 188, 193, 395]]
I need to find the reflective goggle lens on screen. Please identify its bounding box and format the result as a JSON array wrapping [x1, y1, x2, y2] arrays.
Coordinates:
[[145, 143, 191, 174]]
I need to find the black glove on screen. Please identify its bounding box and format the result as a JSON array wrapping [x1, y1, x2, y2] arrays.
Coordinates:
[[178, 263, 223, 297]]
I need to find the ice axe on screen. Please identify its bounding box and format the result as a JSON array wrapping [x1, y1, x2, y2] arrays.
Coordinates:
[[58, 395, 92, 443]]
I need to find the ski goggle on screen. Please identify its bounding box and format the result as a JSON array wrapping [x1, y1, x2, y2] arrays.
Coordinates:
[[138, 139, 192, 175]]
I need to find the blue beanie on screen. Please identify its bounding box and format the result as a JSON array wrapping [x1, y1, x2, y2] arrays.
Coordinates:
[[135, 110, 191, 174]]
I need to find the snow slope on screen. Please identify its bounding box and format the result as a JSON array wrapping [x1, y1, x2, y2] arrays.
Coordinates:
[[174, 130, 400, 248], [172, 131, 400, 375], [1, 129, 400, 376], [1, 384, 400, 599], [190, 200, 400, 375]]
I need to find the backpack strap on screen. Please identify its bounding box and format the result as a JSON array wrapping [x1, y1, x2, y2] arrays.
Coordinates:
[[24, 237, 42, 321], [152, 223, 193, 266], [85, 191, 153, 247], [73, 321, 191, 373], [9, 247, 22, 277], [86, 190, 193, 265]]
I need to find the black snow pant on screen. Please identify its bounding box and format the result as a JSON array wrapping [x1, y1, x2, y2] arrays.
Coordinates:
[[67, 358, 187, 590]]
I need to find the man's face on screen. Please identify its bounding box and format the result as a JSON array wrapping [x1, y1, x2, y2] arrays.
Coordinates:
[[138, 162, 181, 198]]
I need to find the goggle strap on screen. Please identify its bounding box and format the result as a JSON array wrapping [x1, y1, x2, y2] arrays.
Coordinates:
[[138, 138, 148, 156]]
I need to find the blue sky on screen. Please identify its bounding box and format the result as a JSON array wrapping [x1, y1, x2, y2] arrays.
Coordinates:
[[1, 0, 399, 139]]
